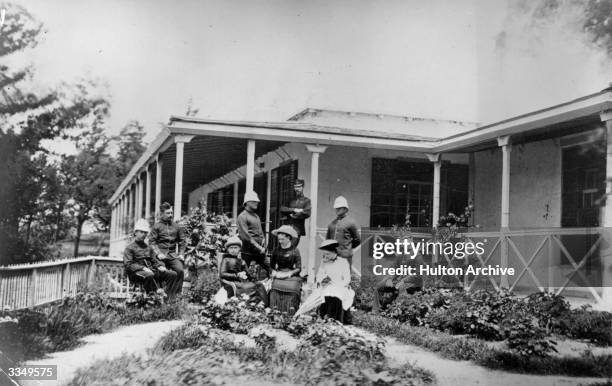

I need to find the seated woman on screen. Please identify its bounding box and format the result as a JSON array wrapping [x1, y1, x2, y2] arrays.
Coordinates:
[[269, 225, 303, 314], [315, 239, 354, 324], [219, 236, 257, 298]]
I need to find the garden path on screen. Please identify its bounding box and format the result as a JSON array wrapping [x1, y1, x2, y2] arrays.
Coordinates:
[[21, 320, 185, 386], [365, 329, 609, 386]]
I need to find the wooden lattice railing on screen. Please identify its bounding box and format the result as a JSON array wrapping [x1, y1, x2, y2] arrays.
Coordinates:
[[0, 256, 128, 310]]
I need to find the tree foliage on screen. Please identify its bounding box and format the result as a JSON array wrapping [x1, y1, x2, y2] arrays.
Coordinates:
[[0, 3, 110, 264]]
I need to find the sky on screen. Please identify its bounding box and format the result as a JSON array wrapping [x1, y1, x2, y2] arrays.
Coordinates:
[[15, 0, 612, 145]]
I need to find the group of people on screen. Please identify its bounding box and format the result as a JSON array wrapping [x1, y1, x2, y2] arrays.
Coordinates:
[[227, 178, 361, 323], [123, 203, 186, 300], [122, 178, 363, 324]]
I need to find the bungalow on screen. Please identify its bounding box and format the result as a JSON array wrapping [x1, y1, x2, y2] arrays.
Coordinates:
[[108, 87, 612, 310]]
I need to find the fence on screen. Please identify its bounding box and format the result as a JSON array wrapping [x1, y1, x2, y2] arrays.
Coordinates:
[[0, 256, 127, 310], [352, 226, 607, 301]]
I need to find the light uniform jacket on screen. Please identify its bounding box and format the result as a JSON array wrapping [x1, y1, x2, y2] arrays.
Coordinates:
[[316, 256, 354, 310]]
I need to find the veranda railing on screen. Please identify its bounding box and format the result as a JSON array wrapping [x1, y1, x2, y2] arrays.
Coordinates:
[[0, 256, 127, 310], [317, 227, 606, 301]]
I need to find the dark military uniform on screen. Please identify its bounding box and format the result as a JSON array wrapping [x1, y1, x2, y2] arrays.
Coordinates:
[[280, 195, 311, 237], [326, 213, 361, 265], [123, 240, 180, 295], [236, 208, 270, 275], [149, 218, 186, 295]]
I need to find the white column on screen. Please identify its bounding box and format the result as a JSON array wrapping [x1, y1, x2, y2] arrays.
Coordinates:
[[174, 142, 185, 221], [118, 196, 123, 237], [426, 153, 442, 228], [599, 111, 612, 310], [173, 135, 194, 221], [306, 144, 327, 283], [498, 136, 512, 289], [130, 185, 136, 229], [110, 204, 115, 240], [232, 181, 239, 220], [145, 165, 152, 220], [121, 195, 127, 236], [246, 140, 256, 192], [138, 175, 145, 221], [134, 178, 141, 224], [155, 155, 162, 219], [265, 171, 272, 245]]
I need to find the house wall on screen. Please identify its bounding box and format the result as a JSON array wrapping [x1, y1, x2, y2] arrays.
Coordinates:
[[473, 138, 562, 229], [472, 138, 563, 290]]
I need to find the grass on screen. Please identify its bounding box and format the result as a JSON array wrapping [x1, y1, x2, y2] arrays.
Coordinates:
[[354, 311, 612, 378], [67, 322, 436, 386], [0, 290, 190, 363]]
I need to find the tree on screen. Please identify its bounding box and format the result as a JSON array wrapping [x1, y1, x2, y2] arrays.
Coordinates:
[[0, 3, 109, 264], [61, 116, 119, 257], [114, 120, 147, 177]]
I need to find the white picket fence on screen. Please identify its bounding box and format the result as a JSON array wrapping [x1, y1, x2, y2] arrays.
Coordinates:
[[0, 256, 128, 310]]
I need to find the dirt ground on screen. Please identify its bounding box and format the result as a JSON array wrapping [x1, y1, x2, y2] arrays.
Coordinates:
[[15, 321, 612, 386]]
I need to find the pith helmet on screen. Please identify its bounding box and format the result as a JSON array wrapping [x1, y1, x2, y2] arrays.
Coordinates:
[[272, 225, 298, 240], [243, 191, 260, 204], [333, 196, 349, 209], [225, 236, 243, 249], [319, 239, 339, 252], [134, 219, 150, 233]]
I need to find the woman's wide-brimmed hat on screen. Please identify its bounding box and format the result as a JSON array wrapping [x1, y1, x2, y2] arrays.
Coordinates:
[[271, 225, 298, 240], [319, 239, 339, 252]]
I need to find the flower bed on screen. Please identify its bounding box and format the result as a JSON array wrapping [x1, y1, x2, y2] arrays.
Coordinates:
[[68, 319, 436, 386], [0, 290, 188, 363], [375, 288, 612, 356], [354, 312, 612, 377]]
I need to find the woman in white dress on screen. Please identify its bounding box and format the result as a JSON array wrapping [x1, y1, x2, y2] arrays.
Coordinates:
[[315, 239, 354, 324]]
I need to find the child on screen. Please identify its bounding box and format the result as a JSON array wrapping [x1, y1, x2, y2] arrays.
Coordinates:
[[219, 236, 257, 298]]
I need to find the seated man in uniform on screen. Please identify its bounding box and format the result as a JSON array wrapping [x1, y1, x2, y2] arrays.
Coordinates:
[[123, 219, 180, 297]]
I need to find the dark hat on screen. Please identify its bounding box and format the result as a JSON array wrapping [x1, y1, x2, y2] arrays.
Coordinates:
[[319, 239, 339, 252], [293, 179, 305, 187]]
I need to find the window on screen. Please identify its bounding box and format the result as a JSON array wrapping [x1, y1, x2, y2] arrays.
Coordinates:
[[370, 158, 468, 228]]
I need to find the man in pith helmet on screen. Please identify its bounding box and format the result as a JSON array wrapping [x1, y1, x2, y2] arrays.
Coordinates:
[[325, 195, 361, 266], [236, 191, 270, 276], [123, 218, 181, 298]]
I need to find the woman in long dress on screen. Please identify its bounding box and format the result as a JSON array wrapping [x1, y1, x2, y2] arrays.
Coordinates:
[[315, 239, 353, 323], [269, 225, 303, 314]]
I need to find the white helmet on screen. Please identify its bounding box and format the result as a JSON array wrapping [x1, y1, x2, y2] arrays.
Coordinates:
[[333, 196, 349, 209], [134, 218, 150, 233], [243, 191, 260, 204]]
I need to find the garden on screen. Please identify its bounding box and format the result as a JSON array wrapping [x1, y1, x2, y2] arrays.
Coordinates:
[[1, 212, 611, 385]]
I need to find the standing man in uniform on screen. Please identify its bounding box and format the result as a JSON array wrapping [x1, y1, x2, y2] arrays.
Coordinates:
[[326, 196, 361, 266], [280, 179, 311, 246], [149, 202, 186, 298], [237, 191, 270, 277]]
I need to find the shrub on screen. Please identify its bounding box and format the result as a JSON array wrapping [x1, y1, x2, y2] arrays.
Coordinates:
[[186, 269, 220, 304], [555, 306, 612, 346], [0, 290, 187, 362], [355, 311, 612, 377], [152, 323, 210, 354], [68, 319, 436, 386]]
